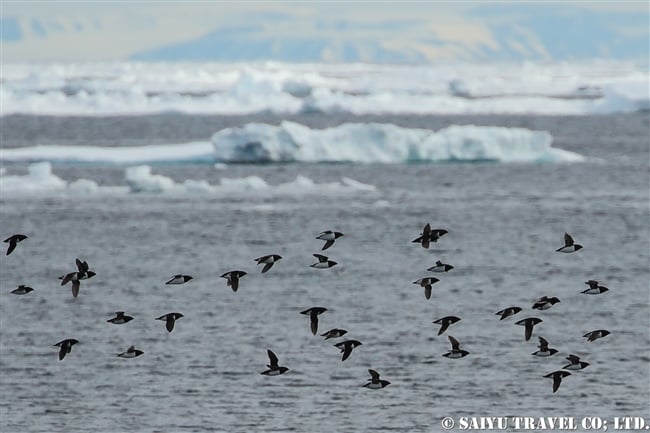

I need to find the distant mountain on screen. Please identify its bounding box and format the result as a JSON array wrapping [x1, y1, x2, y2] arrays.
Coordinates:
[[129, 6, 648, 63]]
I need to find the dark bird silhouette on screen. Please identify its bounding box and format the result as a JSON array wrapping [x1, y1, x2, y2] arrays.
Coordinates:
[[443, 335, 469, 359], [495, 306, 522, 320], [532, 336, 558, 357], [515, 317, 543, 341], [254, 254, 282, 273], [321, 328, 348, 340], [310, 253, 337, 269], [583, 329, 610, 342], [11, 285, 34, 295], [117, 345, 144, 358], [300, 307, 327, 335], [363, 369, 390, 389], [54, 338, 78, 361], [335, 339, 362, 361], [563, 354, 590, 370], [544, 370, 571, 393], [532, 296, 561, 310], [107, 311, 133, 324], [261, 349, 289, 375], [413, 277, 439, 300], [220, 270, 247, 292], [4, 234, 27, 255], [433, 316, 461, 335], [156, 312, 184, 332]]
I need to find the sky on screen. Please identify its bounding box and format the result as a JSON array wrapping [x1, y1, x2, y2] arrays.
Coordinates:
[[1, 2, 648, 63]]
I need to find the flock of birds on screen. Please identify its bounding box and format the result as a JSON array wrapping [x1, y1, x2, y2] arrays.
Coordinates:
[[4, 227, 610, 392]]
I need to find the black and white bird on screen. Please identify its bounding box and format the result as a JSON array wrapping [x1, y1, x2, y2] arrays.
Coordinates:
[[433, 316, 461, 335], [165, 274, 193, 285], [60, 258, 96, 298], [54, 338, 79, 361], [254, 254, 282, 273], [556, 232, 583, 253], [156, 312, 184, 332], [532, 336, 558, 357], [316, 230, 344, 251], [335, 340, 362, 361], [414, 223, 432, 249], [562, 354, 590, 370], [4, 234, 27, 256], [412, 226, 448, 247], [107, 311, 133, 324], [532, 296, 561, 310], [300, 307, 327, 335], [443, 335, 469, 359], [363, 369, 390, 389], [544, 370, 571, 393], [515, 317, 543, 341], [495, 306, 522, 320], [427, 260, 454, 273], [260, 349, 289, 376], [11, 285, 34, 295], [583, 329, 610, 342], [413, 277, 439, 300], [582, 280, 609, 295], [117, 345, 144, 358], [321, 328, 348, 340], [220, 270, 247, 292], [310, 253, 337, 269]]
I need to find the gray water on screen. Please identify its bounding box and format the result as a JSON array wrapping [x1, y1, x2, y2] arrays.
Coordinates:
[[1, 113, 649, 432]]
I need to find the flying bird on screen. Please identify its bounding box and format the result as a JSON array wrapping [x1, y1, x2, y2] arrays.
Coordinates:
[[316, 230, 344, 251], [165, 274, 193, 285], [11, 285, 34, 295], [582, 280, 609, 295], [515, 317, 543, 341], [495, 306, 522, 320], [433, 316, 461, 335], [156, 312, 184, 332], [310, 253, 337, 269], [220, 270, 247, 292], [544, 370, 571, 393], [117, 345, 144, 358], [254, 255, 282, 273], [107, 311, 133, 324], [300, 307, 327, 335], [260, 349, 289, 375], [321, 328, 348, 340], [556, 232, 583, 253], [54, 338, 79, 361], [413, 277, 439, 300], [443, 335, 469, 359], [335, 340, 362, 361], [532, 336, 558, 357], [363, 369, 390, 389], [4, 234, 27, 256]]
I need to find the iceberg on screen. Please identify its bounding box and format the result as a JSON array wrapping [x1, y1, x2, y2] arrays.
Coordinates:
[[211, 121, 584, 163]]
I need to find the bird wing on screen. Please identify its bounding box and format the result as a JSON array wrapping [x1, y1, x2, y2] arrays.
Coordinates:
[[313, 253, 328, 262], [71, 281, 80, 298], [322, 239, 335, 251], [267, 350, 279, 368], [448, 336, 460, 351], [564, 232, 574, 246], [368, 369, 380, 381], [261, 263, 273, 273]]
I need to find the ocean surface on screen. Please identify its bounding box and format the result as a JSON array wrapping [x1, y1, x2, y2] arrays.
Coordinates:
[[1, 62, 649, 432]]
